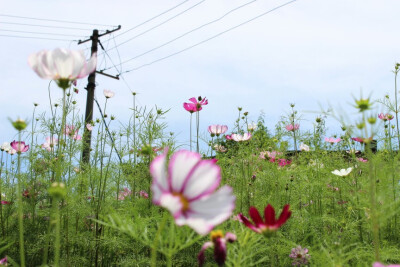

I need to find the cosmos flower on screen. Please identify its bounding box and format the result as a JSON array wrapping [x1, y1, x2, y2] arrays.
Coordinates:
[[325, 137, 341, 144], [299, 143, 310, 151], [247, 122, 257, 131], [64, 125, 81, 140], [225, 134, 233, 140], [0, 256, 7, 266], [103, 89, 115, 99], [28, 48, 97, 89], [183, 96, 208, 113], [150, 149, 235, 235], [331, 167, 353, 177], [378, 113, 394, 121], [289, 246, 311, 266], [231, 133, 252, 142], [197, 230, 236, 267], [208, 125, 228, 136], [0, 142, 11, 152], [373, 262, 400, 267], [285, 124, 300, 132], [10, 140, 29, 153], [42, 137, 58, 152], [86, 123, 94, 131], [213, 144, 227, 153], [239, 204, 291, 236]]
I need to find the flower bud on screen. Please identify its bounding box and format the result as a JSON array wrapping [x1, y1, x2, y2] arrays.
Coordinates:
[[11, 118, 27, 131], [48, 182, 66, 199]]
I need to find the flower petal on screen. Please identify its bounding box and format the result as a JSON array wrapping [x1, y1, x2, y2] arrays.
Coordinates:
[[168, 150, 201, 192]]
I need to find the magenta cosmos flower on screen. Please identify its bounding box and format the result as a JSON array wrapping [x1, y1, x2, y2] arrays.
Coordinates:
[[325, 137, 341, 144], [378, 113, 394, 121], [373, 263, 400, 267], [208, 125, 228, 136], [10, 140, 29, 153], [239, 204, 291, 236], [28, 48, 97, 89], [150, 149, 235, 235], [198, 230, 236, 267], [231, 133, 252, 142], [285, 124, 300, 131], [183, 96, 208, 113]]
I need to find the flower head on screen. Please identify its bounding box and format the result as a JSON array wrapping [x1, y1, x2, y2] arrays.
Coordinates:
[[64, 125, 81, 140], [0, 142, 11, 152], [231, 133, 252, 142], [225, 134, 233, 140], [28, 48, 97, 89], [42, 137, 58, 152], [10, 140, 29, 153], [325, 137, 341, 144], [183, 97, 208, 113], [299, 143, 310, 151], [331, 167, 353, 177], [86, 123, 94, 131], [198, 230, 236, 267], [139, 190, 149, 199], [214, 144, 227, 153], [150, 149, 235, 235], [373, 262, 400, 267], [0, 256, 7, 266], [247, 122, 257, 131], [285, 124, 300, 132], [103, 89, 115, 99], [239, 204, 291, 236], [289, 246, 311, 266], [208, 125, 228, 136]]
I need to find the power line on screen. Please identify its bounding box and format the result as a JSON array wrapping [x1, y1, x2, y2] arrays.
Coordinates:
[[102, 0, 258, 70], [0, 29, 87, 38], [118, 0, 298, 73], [0, 34, 74, 41], [100, 0, 206, 54], [113, 0, 192, 39], [0, 14, 116, 27], [0, 21, 96, 31]]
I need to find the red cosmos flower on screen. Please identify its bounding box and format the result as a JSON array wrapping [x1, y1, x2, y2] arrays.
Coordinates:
[[352, 137, 372, 143], [225, 134, 233, 140], [239, 204, 291, 236], [183, 96, 208, 113]]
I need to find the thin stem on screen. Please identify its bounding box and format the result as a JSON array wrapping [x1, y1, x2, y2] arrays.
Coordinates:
[[17, 132, 26, 267]]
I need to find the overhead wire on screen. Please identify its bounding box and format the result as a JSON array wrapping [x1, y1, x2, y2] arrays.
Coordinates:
[[99, 0, 207, 53], [101, 0, 258, 71], [0, 21, 96, 31], [0, 29, 87, 38], [0, 13, 117, 27], [113, 0, 192, 39], [117, 0, 298, 73], [0, 34, 75, 41]]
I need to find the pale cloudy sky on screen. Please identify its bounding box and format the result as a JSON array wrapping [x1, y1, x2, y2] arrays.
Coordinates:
[[1, 0, 400, 148]]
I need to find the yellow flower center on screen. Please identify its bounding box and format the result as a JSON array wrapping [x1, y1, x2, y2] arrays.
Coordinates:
[[210, 230, 224, 242], [172, 193, 190, 212]]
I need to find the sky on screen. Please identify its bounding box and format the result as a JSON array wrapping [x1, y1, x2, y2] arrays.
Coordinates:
[[1, 0, 400, 150]]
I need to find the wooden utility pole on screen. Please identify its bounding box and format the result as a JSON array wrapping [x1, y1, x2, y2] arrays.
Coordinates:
[[78, 26, 121, 164]]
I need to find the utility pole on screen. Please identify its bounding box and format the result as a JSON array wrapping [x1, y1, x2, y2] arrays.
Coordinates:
[[78, 26, 121, 165]]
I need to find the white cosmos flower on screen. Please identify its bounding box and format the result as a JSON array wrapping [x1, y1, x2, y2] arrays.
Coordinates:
[[247, 122, 257, 131], [299, 143, 310, 151], [231, 133, 252, 142], [103, 89, 115, 99], [331, 167, 353, 177], [28, 48, 97, 84], [1, 142, 11, 152], [150, 149, 235, 235]]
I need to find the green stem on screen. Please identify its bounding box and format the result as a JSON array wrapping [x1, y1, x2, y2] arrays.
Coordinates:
[[17, 132, 26, 267]]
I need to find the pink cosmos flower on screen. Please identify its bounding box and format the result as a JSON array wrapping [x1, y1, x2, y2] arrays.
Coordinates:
[[150, 149, 235, 235], [225, 134, 233, 140], [1, 201, 10, 205], [118, 187, 132, 200], [86, 123, 94, 131], [198, 231, 236, 267], [0, 256, 7, 266], [357, 157, 368, 163], [277, 158, 292, 167], [239, 204, 291, 236], [103, 89, 115, 99], [378, 113, 394, 121], [266, 151, 283, 159], [373, 262, 400, 267], [352, 137, 372, 143], [183, 97, 208, 113], [28, 48, 97, 83], [208, 125, 228, 136], [139, 190, 149, 199], [8, 149, 16, 155], [325, 137, 341, 144], [285, 124, 300, 132], [231, 133, 252, 142], [42, 137, 58, 152], [10, 140, 29, 153], [289, 246, 311, 266], [64, 125, 81, 140]]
